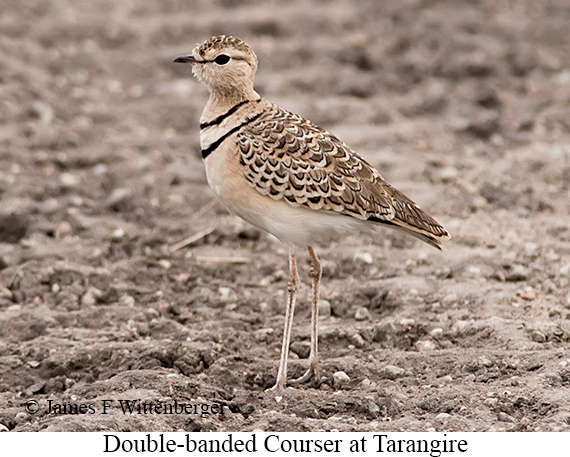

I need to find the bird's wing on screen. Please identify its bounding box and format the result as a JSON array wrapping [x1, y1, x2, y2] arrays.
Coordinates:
[[237, 102, 450, 248]]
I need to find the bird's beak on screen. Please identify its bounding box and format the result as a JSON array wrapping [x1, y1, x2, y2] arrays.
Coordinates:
[[174, 55, 198, 64]]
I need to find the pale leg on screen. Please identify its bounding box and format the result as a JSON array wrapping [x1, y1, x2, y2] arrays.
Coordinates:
[[291, 245, 321, 385], [271, 248, 299, 392]]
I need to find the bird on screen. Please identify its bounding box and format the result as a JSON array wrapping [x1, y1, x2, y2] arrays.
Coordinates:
[[174, 35, 450, 392]]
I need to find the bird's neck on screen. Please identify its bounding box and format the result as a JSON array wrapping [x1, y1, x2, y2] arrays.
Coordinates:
[[204, 86, 260, 117]]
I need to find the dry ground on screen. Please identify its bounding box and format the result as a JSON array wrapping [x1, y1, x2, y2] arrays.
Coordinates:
[[1, 0, 570, 432]]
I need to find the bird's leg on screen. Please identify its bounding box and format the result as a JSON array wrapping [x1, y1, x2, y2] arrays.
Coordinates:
[[271, 248, 299, 392], [291, 245, 321, 386]]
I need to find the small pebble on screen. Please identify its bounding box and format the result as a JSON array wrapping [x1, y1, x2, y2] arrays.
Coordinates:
[[290, 341, 310, 359], [498, 412, 514, 423], [531, 330, 546, 343], [81, 286, 103, 307], [111, 228, 125, 240], [382, 365, 406, 379], [119, 294, 135, 307], [439, 166, 459, 183], [14, 412, 28, 424], [466, 265, 482, 277], [351, 333, 365, 348], [218, 287, 232, 300], [430, 328, 443, 338], [416, 340, 437, 351], [318, 299, 331, 317], [478, 357, 493, 368], [436, 412, 451, 420], [333, 371, 351, 387], [516, 286, 536, 301], [365, 397, 380, 416], [353, 251, 373, 264], [55, 221, 73, 238], [0, 423, 8, 432], [59, 172, 81, 187], [354, 307, 370, 321], [506, 264, 528, 281], [560, 263, 570, 276], [372, 322, 397, 342]]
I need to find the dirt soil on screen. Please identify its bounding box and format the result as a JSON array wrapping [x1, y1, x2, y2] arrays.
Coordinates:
[[1, 0, 570, 432]]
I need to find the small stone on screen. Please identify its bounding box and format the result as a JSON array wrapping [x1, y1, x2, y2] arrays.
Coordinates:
[[351, 333, 365, 348], [158, 259, 172, 270], [466, 265, 482, 277], [399, 318, 415, 327], [478, 357, 493, 368], [354, 307, 371, 321], [59, 172, 81, 187], [218, 287, 232, 300], [505, 264, 528, 281], [107, 188, 135, 212], [416, 340, 437, 351], [14, 412, 28, 424], [111, 228, 125, 240], [333, 371, 351, 387], [382, 365, 406, 380], [318, 299, 331, 317], [55, 221, 73, 238], [253, 328, 274, 341], [365, 397, 380, 416], [27, 360, 40, 368], [560, 263, 570, 276], [81, 286, 103, 307], [430, 328, 443, 338], [484, 397, 498, 407], [436, 412, 451, 420], [440, 375, 453, 383], [0, 424, 8, 432], [498, 412, 514, 422], [354, 251, 373, 264], [175, 273, 191, 283], [531, 330, 546, 343], [119, 294, 135, 307], [438, 167, 458, 183], [516, 286, 536, 301], [290, 341, 310, 359], [373, 322, 397, 342]]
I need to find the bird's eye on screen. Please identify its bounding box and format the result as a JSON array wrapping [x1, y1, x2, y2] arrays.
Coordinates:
[[214, 54, 231, 65]]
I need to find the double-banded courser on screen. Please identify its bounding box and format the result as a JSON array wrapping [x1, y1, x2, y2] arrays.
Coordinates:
[[175, 36, 450, 392]]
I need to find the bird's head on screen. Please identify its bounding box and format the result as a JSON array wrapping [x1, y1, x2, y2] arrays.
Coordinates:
[[175, 35, 258, 100]]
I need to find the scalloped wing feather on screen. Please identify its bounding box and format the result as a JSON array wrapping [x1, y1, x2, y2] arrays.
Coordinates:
[[237, 101, 450, 248]]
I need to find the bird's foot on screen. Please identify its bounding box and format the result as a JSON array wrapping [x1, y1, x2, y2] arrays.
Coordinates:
[[289, 364, 320, 387], [268, 381, 286, 394]]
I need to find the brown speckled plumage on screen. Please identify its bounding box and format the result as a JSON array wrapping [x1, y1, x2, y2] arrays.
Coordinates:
[[175, 36, 450, 392], [237, 100, 449, 248]]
